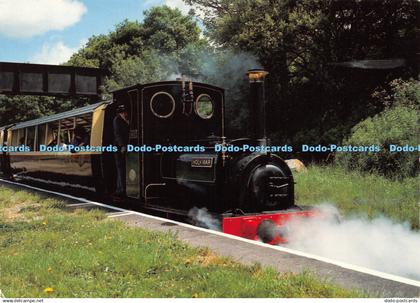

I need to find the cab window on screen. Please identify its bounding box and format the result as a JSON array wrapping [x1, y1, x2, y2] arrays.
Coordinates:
[[195, 94, 214, 119]]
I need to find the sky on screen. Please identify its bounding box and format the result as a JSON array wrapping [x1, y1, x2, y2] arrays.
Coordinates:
[[0, 0, 192, 65]]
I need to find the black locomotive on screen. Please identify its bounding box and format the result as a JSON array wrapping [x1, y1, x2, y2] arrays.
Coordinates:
[[0, 62, 311, 243]]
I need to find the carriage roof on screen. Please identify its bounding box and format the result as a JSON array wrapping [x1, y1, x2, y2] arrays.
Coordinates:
[[8, 101, 110, 130]]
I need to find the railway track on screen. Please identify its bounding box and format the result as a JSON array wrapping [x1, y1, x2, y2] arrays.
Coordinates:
[[1, 178, 419, 297]]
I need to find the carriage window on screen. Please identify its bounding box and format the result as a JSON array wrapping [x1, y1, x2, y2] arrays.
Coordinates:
[[46, 121, 59, 146], [11, 130, 18, 147], [60, 118, 75, 145], [37, 124, 46, 150], [150, 92, 175, 118], [11, 129, 25, 147], [26, 127, 36, 151], [71, 114, 92, 146], [75, 114, 92, 131], [195, 94, 214, 119], [17, 129, 25, 146]]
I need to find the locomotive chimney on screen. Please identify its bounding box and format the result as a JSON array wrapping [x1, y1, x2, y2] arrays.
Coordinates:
[[247, 69, 269, 143]]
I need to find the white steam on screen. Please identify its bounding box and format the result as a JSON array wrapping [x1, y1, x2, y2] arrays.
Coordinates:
[[165, 72, 182, 81], [162, 48, 260, 87], [188, 207, 221, 231], [284, 204, 420, 280]]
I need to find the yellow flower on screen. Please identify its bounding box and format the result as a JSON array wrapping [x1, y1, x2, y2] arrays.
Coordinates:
[[44, 287, 54, 294], [42, 221, 47, 225], [48, 267, 52, 272]]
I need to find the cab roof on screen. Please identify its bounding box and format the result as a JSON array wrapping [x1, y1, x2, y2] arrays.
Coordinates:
[[111, 81, 224, 94]]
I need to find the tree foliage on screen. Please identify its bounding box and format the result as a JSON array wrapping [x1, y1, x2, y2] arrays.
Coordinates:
[[0, 95, 76, 126], [335, 79, 420, 178], [68, 5, 206, 86], [187, 0, 419, 145]]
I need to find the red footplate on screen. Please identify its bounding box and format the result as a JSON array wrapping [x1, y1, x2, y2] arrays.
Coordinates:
[[222, 208, 316, 245]]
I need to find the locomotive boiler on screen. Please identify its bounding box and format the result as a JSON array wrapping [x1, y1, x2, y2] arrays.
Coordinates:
[[0, 62, 314, 244]]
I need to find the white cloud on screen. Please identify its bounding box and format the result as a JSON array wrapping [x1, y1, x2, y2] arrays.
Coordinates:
[[0, 0, 87, 38], [31, 40, 85, 65], [165, 0, 207, 20], [165, 0, 192, 15], [144, 0, 161, 6]]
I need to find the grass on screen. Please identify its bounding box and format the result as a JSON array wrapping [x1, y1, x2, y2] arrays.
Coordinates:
[[295, 165, 420, 229], [0, 185, 363, 298]]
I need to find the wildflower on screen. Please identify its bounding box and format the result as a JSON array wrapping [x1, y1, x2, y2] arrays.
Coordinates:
[[44, 287, 54, 294], [48, 267, 52, 272], [42, 221, 47, 225]]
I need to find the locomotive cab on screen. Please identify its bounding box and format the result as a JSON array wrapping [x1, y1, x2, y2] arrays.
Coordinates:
[[111, 80, 226, 212]]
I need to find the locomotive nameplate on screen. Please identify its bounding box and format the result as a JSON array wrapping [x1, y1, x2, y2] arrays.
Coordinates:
[[191, 157, 213, 168]]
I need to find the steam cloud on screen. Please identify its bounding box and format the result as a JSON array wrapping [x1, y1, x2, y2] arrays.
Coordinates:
[[284, 204, 420, 280], [164, 48, 260, 88], [188, 207, 221, 231]]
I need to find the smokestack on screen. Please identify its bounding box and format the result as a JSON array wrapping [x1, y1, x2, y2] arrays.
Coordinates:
[[247, 69, 269, 143]]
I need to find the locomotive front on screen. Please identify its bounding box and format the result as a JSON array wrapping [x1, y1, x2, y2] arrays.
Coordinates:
[[222, 69, 295, 214], [219, 70, 314, 244]]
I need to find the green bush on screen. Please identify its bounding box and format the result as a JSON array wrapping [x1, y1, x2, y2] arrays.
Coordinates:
[[336, 79, 420, 179], [391, 78, 420, 109]]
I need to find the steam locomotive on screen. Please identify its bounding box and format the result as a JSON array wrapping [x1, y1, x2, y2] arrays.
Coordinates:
[[0, 62, 314, 244]]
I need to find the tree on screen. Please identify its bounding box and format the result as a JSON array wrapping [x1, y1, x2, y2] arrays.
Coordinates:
[[142, 6, 201, 52], [0, 95, 76, 126], [106, 49, 170, 90], [335, 78, 420, 179], [67, 5, 209, 92], [67, 34, 116, 70], [68, 6, 204, 73], [186, 0, 419, 145]]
